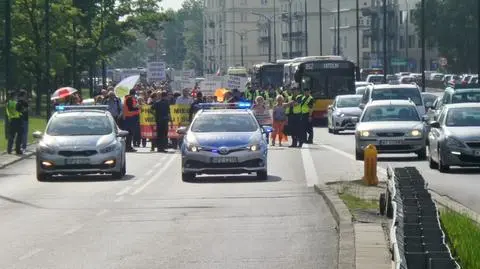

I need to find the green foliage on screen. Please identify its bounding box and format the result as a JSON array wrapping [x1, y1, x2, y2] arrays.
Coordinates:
[[411, 0, 479, 72], [441, 210, 480, 269]]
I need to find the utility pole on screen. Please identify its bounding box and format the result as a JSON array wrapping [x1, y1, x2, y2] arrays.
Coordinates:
[[100, 0, 106, 88], [337, 0, 340, 56], [273, 0, 277, 61], [356, 0, 360, 80], [288, 0, 292, 58], [72, 20, 78, 89], [382, 0, 388, 81], [420, 0, 425, 92], [268, 21, 272, 62], [87, 2, 94, 97], [478, 0, 480, 78], [405, 0, 409, 71], [4, 0, 13, 95], [304, 0, 308, 55], [240, 34, 244, 66], [45, 0, 51, 120], [319, 0, 323, 55]]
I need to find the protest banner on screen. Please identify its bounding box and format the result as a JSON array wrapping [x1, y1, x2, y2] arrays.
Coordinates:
[[168, 104, 191, 139], [139, 105, 157, 138]]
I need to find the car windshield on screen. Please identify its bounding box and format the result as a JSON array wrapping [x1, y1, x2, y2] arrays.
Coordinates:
[[445, 107, 480, 127], [371, 88, 423, 106], [337, 96, 362, 108], [422, 93, 438, 106], [356, 87, 367, 95], [46, 115, 113, 136], [191, 113, 258, 132], [367, 75, 384, 84], [452, 90, 480, 103], [362, 105, 420, 122]]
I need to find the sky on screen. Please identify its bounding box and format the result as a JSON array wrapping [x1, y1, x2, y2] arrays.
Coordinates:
[[160, 0, 186, 11]]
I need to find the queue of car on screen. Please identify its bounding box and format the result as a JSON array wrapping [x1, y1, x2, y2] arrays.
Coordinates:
[[330, 81, 480, 173]]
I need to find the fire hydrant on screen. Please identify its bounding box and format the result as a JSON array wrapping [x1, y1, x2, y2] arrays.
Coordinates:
[[362, 144, 379, 186]]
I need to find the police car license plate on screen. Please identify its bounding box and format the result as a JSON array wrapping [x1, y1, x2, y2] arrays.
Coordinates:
[[211, 157, 238, 164], [65, 158, 90, 165], [380, 140, 402, 145]]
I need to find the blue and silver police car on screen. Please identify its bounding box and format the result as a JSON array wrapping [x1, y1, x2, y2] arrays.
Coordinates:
[[177, 103, 272, 182]]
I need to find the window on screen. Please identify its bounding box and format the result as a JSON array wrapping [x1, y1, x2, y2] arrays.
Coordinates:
[[261, 0, 268, 5], [344, 36, 347, 49], [241, 12, 247, 22], [399, 36, 405, 49], [240, 0, 247, 5], [362, 35, 369, 48], [361, 105, 420, 122], [191, 114, 258, 132], [408, 35, 415, 48], [418, 36, 422, 48]]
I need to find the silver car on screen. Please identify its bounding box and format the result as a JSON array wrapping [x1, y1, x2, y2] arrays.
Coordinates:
[[327, 94, 363, 134], [178, 108, 270, 182], [355, 100, 427, 160], [428, 103, 480, 172], [33, 106, 128, 181]]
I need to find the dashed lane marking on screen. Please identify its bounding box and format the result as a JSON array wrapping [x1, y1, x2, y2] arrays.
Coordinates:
[[131, 155, 178, 196], [63, 224, 84, 235], [18, 248, 43, 260], [319, 144, 387, 175], [95, 209, 109, 216], [301, 144, 319, 186], [114, 196, 124, 202], [133, 177, 145, 185], [145, 169, 154, 176], [116, 186, 132, 196]]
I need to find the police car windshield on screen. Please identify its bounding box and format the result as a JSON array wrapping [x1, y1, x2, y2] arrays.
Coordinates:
[[371, 88, 422, 106], [191, 113, 258, 132], [46, 115, 113, 136], [446, 107, 480, 127], [362, 105, 420, 122], [337, 96, 362, 108]]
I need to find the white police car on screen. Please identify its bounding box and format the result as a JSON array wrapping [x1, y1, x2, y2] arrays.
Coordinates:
[[177, 103, 272, 182]]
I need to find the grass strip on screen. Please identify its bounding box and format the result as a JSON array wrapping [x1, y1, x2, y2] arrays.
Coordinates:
[[441, 209, 480, 269], [339, 193, 378, 211], [0, 117, 47, 152]]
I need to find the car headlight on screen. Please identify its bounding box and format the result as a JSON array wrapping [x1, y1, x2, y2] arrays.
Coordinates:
[[334, 111, 345, 117], [446, 137, 465, 148], [249, 144, 260, 151], [99, 143, 118, 154], [38, 143, 56, 154], [410, 130, 422, 137], [186, 143, 201, 152], [359, 131, 371, 137]]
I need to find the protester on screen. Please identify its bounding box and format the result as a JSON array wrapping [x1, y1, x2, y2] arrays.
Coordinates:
[[175, 88, 194, 105], [123, 89, 140, 152], [189, 91, 204, 121], [271, 95, 288, 147], [252, 96, 271, 144], [152, 91, 171, 153], [17, 90, 29, 152]]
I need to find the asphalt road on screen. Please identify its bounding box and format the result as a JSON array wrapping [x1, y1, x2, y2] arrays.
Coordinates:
[[0, 147, 337, 269], [309, 127, 480, 213]]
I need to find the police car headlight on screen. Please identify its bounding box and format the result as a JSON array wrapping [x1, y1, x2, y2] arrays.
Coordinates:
[[410, 130, 422, 137], [334, 111, 344, 117], [249, 144, 260, 151], [187, 144, 201, 152], [99, 143, 118, 154], [360, 131, 371, 137]]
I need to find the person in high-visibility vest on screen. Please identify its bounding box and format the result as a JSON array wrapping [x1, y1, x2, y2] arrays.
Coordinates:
[[289, 87, 304, 148], [123, 89, 140, 152], [5, 92, 24, 154], [301, 89, 315, 144], [244, 86, 254, 103]]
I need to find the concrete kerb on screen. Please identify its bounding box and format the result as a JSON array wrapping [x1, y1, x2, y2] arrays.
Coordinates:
[[0, 143, 36, 169], [314, 184, 355, 269], [430, 189, 480, 224]]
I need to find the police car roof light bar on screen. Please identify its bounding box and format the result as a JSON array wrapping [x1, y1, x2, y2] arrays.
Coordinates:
[[196, 102, 252, 110], [55, 105, 109, 112]]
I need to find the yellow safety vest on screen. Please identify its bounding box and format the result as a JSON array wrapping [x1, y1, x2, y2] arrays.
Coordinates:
[[6, 100, 21, 119], [245, 89, 253, 101], [301, 95, 314, 114], [292, 94, 303, 114], [285, 94, 293, 115]]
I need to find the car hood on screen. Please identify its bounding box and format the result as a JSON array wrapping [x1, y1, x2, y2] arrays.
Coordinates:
[[445, 127, 480, 141], [42, 134, 115, 149], [190, 132, 260, 148], [357, 121, 424, 132], [337, 107, 362, 116]]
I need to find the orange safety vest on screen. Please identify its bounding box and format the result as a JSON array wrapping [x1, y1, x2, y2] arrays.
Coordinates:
[[123, 96, 140, 118]]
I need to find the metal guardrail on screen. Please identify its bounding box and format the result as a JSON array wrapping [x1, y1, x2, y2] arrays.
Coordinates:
[[385, 166, 460, 269]]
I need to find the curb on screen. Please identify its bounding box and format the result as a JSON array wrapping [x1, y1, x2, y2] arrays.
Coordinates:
[[0, 151, 35, 169], [430, 189, 480, 224], [314, 184, 355, 269]]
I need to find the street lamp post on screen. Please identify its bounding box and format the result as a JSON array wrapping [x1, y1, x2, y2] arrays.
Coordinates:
[[4, 0, 13, 96], [420, 0, 425, 92], [288, 0, 293, 58], [319, 0, 322, 55], [226, 29, 257, 66], [356, 0, 360, 79], [304, 0, 308, 55], [100, 0, 107, 88], [251, 12, 273, 62], [337, 0, 340, 56], [405, 0, 409, 72], [45, 0, 52, 119], [273, 0, 277, 61], [382, 0, 388, 81], [478, 0, 480, 78]]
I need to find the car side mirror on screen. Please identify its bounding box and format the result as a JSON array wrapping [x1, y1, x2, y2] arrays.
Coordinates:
[[327, 105, 333, 110], [176, 126, 187, 135], [262, 126, 273, 133], [359, 104, 365, 110], [32, 131, 43, 139], [429, 121, 440, 128], [421, 115, 429, 122], [117, 130, 129, 137]]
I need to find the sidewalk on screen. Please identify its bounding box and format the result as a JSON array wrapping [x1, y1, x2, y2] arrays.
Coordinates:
[[0, 144, 36, 169], [355, 223, 391, 269]]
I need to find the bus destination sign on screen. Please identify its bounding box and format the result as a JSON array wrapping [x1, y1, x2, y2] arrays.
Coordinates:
[[304, 62, 351, 70]]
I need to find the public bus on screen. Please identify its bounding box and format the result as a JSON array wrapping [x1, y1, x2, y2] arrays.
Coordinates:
[[292, 56, 356, 120], [251, 63, 284, 89], [227, 66, 249, 77]]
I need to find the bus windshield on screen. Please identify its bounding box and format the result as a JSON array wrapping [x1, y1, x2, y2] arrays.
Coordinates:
[[260, 67, 283, 88], [300, 73, 354, 99]]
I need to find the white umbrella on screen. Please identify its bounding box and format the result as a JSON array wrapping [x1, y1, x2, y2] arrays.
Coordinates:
[[114, 75, 140, 98]]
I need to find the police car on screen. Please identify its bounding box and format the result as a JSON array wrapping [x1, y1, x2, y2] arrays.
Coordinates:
[[33, 105, 128, 181], [177, 103, 272, 182]]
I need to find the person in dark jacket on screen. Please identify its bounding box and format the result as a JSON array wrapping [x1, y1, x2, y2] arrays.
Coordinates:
[[189, 91, 204, 121], [152, 91, 171, 152]]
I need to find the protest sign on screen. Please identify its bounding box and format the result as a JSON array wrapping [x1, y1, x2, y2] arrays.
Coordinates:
[[139, 105, 157, 138], [226, 75, 248, 91], [168, 104, 191, 139]]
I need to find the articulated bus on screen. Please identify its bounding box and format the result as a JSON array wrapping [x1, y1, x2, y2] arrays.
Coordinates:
[[291, 56, 356, 120], [251, 62, 284, 89]]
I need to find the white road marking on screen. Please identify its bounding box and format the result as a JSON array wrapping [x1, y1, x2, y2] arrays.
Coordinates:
[[63, 224, 84, 235], [154, 156, 166, 168], [114, 196, 124, 202], [301, 144, 319, 186], [145, 169, 154, 176], [131, 155, 178, 195], [116, 186, 132, 196], [95, 209, 109, 216], [19, 248, 43, 260], [319, 144, 388, 175], [133, 177, 145, 185]]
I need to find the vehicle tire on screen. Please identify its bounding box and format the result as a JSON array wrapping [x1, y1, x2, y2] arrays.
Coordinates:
[[438, 147, 450, 173], [379, 193, 386, 216], [428, 149, 438, 169], [328, 126, 333, 133], [256, 170, 268, 181], [120, 160, 127, 176], [355, 148, 364, 161], [416, 147, 427, 160], [182, 172, 195, 182], [386, 190, 393, 219], [333, 129, 339, 134], [37, 171, 50, 182]]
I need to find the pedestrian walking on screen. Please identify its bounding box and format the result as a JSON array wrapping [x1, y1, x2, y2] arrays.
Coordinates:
[[152, 91, 171, 153], [123, 89, 140, 152]]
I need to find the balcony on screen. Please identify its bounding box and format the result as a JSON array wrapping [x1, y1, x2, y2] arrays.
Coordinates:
[[361, 7, 377, 17], [293, 11, 304, 18], [292, 51, 303, 57], [258, 36, 270, 43], [281, 12, 289, 21], [363, 29, 372, 37], [281, 31, 306, 41]]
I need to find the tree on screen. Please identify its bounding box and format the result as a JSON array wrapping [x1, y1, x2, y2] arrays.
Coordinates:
[[180, 0, 203, 75], [411, 0, 478, 72], [109, 33, 149, 68]]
